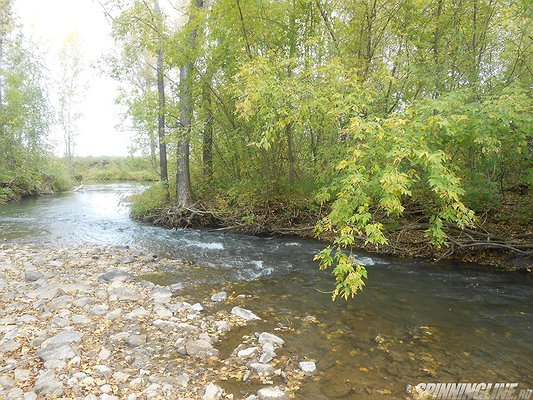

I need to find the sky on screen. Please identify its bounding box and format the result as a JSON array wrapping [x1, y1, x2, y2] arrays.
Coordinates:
[[14, 0, 133, 157]]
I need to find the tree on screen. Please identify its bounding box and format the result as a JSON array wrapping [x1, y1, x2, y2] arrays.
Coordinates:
[[57, 32, 85, 161]]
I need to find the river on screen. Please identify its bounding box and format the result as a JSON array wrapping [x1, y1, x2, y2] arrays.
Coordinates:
[[0, 183, 531, 399]]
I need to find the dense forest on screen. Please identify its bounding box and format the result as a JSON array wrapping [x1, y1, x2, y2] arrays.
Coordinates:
[[104, 0, 532, 298], [0, 0, 532, 298]]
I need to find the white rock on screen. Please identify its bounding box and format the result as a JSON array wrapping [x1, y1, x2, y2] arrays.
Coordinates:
[[152, 287, 172, 304], [237, 347, 258, 358], [112, 371, 130, 382], [258, 332, 284, 347], [299, 361, 316, 375], [154, 305, 172, 319], [23, 392, 37, 400], [90, 304, 109, 316], [72, 314, 92, 324], [94, 365, 112, 378], [259, 351, 276, 363], [250, 362, 276, 376], [7, 388, 23, 399], [125, 307, 150, 319], [210, 292, 227, 303], [203, 383, 224, 400], [191, 303, 204, 312], [100, 384, 112, 393], [98, 348, 111, 361], [14, 368, 31, 382], [257, 387, 289, 400], [34, 371, 63, 396], [231, 306, 261, 321], [44, 359, 67, 370], [215, 320, 231, 333]]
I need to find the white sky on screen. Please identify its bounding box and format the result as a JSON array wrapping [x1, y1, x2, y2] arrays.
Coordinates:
[[14, 0, 133, 157]]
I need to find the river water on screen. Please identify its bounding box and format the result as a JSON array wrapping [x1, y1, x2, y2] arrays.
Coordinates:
[[0, 183, 531, 399]]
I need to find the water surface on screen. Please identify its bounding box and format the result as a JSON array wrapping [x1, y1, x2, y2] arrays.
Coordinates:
[[1, 183, 531, 399]]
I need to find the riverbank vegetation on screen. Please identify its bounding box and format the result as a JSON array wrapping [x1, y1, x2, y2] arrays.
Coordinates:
[[0, 2, 73, 203], [107, 0, 533, 294], [69, 156, 158, 183]]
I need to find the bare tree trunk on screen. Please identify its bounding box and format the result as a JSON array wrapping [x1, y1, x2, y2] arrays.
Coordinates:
[[176, 0, 203, 207], [202, 78, 213, 182], [154, 0, 168, 183]]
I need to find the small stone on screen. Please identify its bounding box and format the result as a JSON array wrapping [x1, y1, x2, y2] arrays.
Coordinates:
[[257, 387, 289, 400], [34, 371, 63, 396], [101, 384, 112, 393], [250, 363, 276, 376], [231, 306, 261, 321], [14, 369, 31, 382], [210, 291, 227, 303], [94, 365, 112, 378], [72, 314, 92, 324], [152, 287, 172, 304], [154, 305, 172, 319], [105, 309, 123, 321], [44, 359, 67, 370], [262, 342, 275, 353], [237, 347, 258, 358], [125, 307, 149, 319], [215, 320, 231, 333], [7, 387, 23, 399], [73, 297, 94, 308], [112, 371, 129, 382], [259, 351, 276, 363], [48, 295, 73, 309], [99, 348, 111, 361], [185, 340, 219, 359], [203, 383, 224, 400], [258, 332, 284, 347], [38, 344, 77, 362], [126, 334, 147, 347], [299, 361, 317, 375], [98, 270, 134, 282], [0, 375, 14, 389], [25, 271, 46, 282], [91, 304, 109, 315], [191, 303, 204, 312], [23, 392, 37, 400], [0, 339, 21, 353]]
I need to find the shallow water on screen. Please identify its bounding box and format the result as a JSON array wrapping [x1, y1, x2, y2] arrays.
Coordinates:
[[1, 183, 531, 398]]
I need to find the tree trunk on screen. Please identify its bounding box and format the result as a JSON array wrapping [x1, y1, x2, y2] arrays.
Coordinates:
[[202, 78, 213, 182], [176, 0, 203, 208], [154, 0, 168, 182]]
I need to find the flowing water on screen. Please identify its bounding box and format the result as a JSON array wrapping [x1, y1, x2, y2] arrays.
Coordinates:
[[1, 183, 531, 399]]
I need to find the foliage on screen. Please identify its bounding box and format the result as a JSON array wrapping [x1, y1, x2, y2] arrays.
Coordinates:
[[130, 183, 171, 219], [106, 0, 533, 299], [0, 3, 71, 203], [69, 156, 159, 182]]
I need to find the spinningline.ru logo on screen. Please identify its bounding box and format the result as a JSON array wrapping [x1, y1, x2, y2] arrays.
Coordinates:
[[409, 383, 532, 400]]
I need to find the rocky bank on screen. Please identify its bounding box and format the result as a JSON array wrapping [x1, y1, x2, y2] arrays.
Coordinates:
[[0, 245, 313, 399]]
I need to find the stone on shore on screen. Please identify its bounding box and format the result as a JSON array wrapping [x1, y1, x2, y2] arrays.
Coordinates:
[[231, 306, 261, 321], [203, 383, 224, 400], [299, 361, 317, 375], [211, 291, 227, 303], [185, 339, 219, 359], [33, 371, 63, 396], [258, 332, 284, 347], [257, 387, 289, 400]]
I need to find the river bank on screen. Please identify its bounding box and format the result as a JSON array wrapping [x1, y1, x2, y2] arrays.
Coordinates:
[[134, 197, 533, 273], [0, 244, 311, 399]]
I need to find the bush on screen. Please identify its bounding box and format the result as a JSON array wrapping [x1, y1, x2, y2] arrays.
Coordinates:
[[130, 183, 170, 219]]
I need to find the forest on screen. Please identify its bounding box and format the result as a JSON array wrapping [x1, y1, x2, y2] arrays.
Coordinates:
[[1, 0, 532, 298]]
